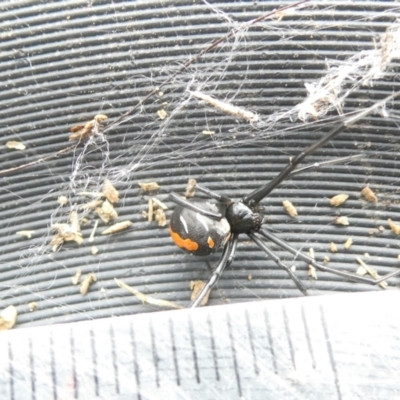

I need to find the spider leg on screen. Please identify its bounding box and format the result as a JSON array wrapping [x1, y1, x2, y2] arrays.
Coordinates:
[[248, 232, 308, 295], [196, 185, 231, 203], [191, 233, 239, 308], [168, 193, 223, 220], [259, 228, 400, 285], [244, 91, 400, 206]]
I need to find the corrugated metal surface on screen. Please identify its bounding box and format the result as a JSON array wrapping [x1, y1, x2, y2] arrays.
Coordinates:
[[0, 0, 399, 327]]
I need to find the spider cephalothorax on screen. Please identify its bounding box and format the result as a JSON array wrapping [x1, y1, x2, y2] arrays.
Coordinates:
[[168, 92, 400, 308]]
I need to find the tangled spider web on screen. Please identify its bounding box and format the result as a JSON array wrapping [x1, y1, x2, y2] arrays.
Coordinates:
[[0, 0, 400, 328]]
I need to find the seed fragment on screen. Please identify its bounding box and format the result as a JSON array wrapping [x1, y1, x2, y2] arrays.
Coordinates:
[[0, 305, 18, 331], [388, 219, 400, 234], [330, 194, 349, 207], [283, 200, 297, 217], [344, 237, 353, 250], [361, 187, 378, 203], [335, 216, 349, 226]]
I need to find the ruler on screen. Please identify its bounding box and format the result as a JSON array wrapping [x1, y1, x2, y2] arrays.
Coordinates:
[[0, 291, 399, 399]]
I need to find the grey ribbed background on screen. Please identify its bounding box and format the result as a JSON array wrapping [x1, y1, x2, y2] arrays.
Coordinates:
[[0, 0, 399, 327]]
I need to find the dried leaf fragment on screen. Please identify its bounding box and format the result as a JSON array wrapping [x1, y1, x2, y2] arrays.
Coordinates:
[[0, 305, 17, 330], [102, 221, 132, 235], [344, 237, 353, 250], [6, 141, 26, 150], [361, 187, 378, 203], [186, 178, 197, 198], [72, 268, 82, 285], [80, 273, 97, 295], [103, 179, 119, 203], [330, 194, 349, 207], [283, 200, 297, 217], [51, 212, 83, 252], [96, 200, 118, 223], [356, 257, 387, 289], [115, 279, 183, 309], [138, 181, 160, 192], [388, 219, 400, 234], [16, 230, 35, 239], [69, 114, 108, 142], [330, 242, 338, 253], [190, 280, 210, 306], [335, 216, 349, 226]]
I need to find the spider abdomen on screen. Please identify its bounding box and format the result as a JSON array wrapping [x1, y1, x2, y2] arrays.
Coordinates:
[[169, 200, 231, 256]]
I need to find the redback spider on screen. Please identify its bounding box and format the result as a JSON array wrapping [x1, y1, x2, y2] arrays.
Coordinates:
[[169, 92, 400, 307]]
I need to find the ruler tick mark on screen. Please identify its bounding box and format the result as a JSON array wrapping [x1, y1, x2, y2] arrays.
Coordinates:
[[110, 323, 120, 394], [188, 314, 200, 384], [90, 327, 99, 397], [207, 314, 220, 381], [129, 321, 141, 400], [149, 319, 160, 387], [169, 318, 181, 386], [29, 337, 36, 400], [70, 328, 78, 399], [227, 312, 242, 397], [49, 331, 57, 400], [301, 304, 316, 369], [283, 306, 296, 370], [320, 305, 342, 400], [8, 339, 14, 400], [263, 307, 277, 374], [245, 308, 259, 375]]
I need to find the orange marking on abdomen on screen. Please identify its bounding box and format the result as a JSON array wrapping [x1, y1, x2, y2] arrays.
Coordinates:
[[170, 227, 199, 251], [207, 236, 215, 248]]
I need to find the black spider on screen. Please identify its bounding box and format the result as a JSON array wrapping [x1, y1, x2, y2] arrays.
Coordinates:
[[168, 92, 400, 307]]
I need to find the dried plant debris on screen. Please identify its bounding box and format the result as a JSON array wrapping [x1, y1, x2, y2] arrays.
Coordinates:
[[330, 242, 338, 253], [143, 198, 168, 226], [72, 268, 82, 285], [185, 178, 197, 198], [388, 219, 400, 234], [16, 230, 35, 239], [308, 248, 317, 279], [58, 195, 68, 205], [28, 302, 37, 312], [344, 237, 353, 250], [96, 200, 118, 223], [282, 200, 297, 217], [190, 280, 210, 306], [335, 216, 349, 226], [361, 187, 378, 203], [202, 130, 215, 135], [51, 211, 83, 252], [247, 274, 252, 281], [80, 273, 97, 295], [0, 305, 18, 331], [81, 199, 103, 211], [157, 109, 167, 120], [102, 221, 132, 235], [103, 179, 119, 204], [91, 246, 99, 255], [88, 220, 99, 243], [138, 181, 160, 192], [356, 258, 387, 289], [69, 114, 108, 142], [115, 279, 183, 309], [189, 90, 259, 123], [330, 194, 349, 207], [6, 141, 26, 150], [323, 256, 330, 265]]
